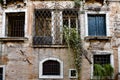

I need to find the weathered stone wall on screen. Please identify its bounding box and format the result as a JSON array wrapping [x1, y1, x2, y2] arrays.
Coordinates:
[[0, 0, 120, 80], [2, 43, 76, 80]]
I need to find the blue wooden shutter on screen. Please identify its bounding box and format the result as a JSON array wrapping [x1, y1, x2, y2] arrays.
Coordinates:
[[88, 14, 106, 36], [97, 15, 106, 36], [88, 15, 96, 36]]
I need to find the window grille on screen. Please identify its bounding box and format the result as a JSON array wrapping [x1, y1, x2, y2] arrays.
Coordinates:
[[33, 9, 52, 45], [63, 9, 78, 29], [6, 12, 25, 37], [94, 55, 110, 65], [33, 9, 79, 45], [43, 60, 60, 75]]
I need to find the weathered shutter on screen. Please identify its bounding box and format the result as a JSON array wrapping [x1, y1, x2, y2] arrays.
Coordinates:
[[88, 14, 106, 36], [97, 15, 106, 36], [88, 15, 96, 36]]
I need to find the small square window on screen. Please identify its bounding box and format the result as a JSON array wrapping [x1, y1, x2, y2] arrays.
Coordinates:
[[69, 69, 77, 78]]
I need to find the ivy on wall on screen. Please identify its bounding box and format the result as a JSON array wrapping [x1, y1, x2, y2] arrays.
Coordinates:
[[63, 26, 92, 80]]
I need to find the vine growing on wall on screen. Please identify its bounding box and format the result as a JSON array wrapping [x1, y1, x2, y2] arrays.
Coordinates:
[[74, 0, 82, 8], [63, 26, 91, 80]]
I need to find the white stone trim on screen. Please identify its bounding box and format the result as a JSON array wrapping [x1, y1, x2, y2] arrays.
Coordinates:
[[2, 9, 28, 37], [0, 65, 5, 80], [39, 58, 63, 79], [90, 51, 114, 79], [69, 69, 78, 78], [85, 11, 110, 36]]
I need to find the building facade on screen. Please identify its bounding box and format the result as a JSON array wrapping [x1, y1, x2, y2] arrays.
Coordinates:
[[0, 0, 120, 80]]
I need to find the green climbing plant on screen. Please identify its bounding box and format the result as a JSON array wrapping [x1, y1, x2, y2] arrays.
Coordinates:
[[93, 64, 114, 80], [63, 26, 87, 80], [74, 0, 82, 8]]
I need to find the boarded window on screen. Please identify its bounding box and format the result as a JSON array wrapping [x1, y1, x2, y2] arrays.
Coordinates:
[[43, 60, 60, 75], [88, 14, 106, 36], [6, 12, 25, 37]]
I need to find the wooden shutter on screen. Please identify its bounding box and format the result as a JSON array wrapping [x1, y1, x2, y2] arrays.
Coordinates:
[[88, 14, 106, 36]]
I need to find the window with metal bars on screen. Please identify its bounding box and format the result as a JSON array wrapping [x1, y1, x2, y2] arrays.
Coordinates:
[[63, 9, 78, 29], [43, 60, 60, 75], [33, 9, 79, 45], [33, 9, 52, 45], [88, 14, 106, 36], [94, 54, 110, 65], [62, 9, 78, 43], [6, 12, 25, 37]]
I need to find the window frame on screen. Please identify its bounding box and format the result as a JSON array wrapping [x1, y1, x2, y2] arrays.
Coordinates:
[[69, 69, 78, 78], [39, 58, 63, 79], [0, 65, 5, 80], [85, 12, 110, 37], [91, 51, 114, 79], [2, 9, 27, 38]]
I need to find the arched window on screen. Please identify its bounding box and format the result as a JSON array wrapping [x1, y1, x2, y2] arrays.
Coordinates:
[[43, 60, 60, 75], [39, 58, 63, 79]]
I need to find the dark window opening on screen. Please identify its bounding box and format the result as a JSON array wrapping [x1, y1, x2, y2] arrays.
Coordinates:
[[0, 67, 3, 80], [6, 0, 23, 4], [85, 0, 104, 4], [33, 9, 52, 45], [70, 70, 77, 77], [6, 12, 25, 37], [94, 55, 110, 65], [88, 14, 106, 36], [43, 60, 60, 75]]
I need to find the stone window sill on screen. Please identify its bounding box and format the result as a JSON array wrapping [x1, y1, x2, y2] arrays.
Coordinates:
[[0, 37, 28, 42], [84, 36, 111, 41], [32, 45, 67, 48]]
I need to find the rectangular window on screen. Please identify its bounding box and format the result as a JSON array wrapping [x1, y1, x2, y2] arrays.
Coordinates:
[[88, 14, 106, 36], [33, 9, 79, 45], [63, 9, 78, 29], [94, 55, 110, 65], [62, 9, 78, 43], [6, 12, 25, 37], [0, 67, 3, 80], [93, 54, 111, 77], [0, 66, 5, 80], [33, 9, 52, 45]]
